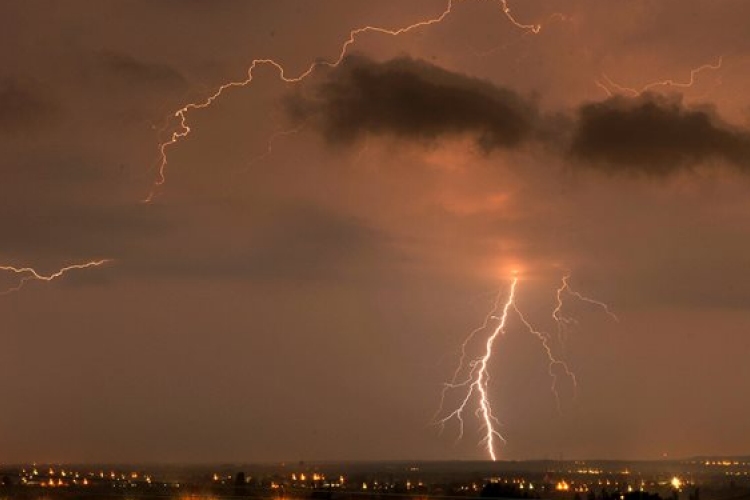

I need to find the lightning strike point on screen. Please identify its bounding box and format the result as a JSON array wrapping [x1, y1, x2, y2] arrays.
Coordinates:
[[435, 277, 518, 461]]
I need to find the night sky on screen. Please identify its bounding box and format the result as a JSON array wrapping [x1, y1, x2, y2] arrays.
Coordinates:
[[2, 0, 750, 463]]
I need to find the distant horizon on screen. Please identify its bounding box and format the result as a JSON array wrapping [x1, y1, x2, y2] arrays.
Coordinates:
[[5, 455, 750, 467]]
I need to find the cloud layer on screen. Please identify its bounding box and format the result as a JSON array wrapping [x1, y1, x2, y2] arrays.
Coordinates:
[[290, 55, 750, 176], [571, 93, 750, 175], [287, 55, 537, 151]]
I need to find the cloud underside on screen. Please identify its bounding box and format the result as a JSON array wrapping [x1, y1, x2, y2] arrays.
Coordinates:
[[289, 55, 750, 176], [287, 55, 536, 152], [571, 95, 750, 174]]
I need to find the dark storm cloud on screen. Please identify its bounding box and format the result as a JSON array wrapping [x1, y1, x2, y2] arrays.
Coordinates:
[[569, 93, 750, 175], [291, 56, 750, 177], [0, 78, 57, 133], [287, 55, 538, 151]]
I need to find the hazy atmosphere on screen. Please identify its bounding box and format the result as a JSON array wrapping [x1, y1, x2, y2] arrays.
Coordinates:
[[1, 0, 749, 463]]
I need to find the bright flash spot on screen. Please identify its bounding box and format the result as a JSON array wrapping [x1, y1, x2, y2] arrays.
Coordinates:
[[557, 481, 571, 491]]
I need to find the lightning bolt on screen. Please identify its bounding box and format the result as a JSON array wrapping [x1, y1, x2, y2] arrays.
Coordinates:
[[596, 56, 723, 97], [435, 273, 615, 461], [6, 3, 541, 291], [0, 260, 111, 295], [435, 276, 519, 461], [147, 0, 541, 201]]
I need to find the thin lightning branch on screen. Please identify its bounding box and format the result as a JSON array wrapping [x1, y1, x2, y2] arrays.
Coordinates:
[[468, 11, 566, 58], [555, 274, 618, 324], [497, 0, 541, 34], [513, 304, 577, 413], [596, 57, 723, 97], [0, 260, 111, 295], [552, 274, 578, 346], [594, 79, 613, 97], [552, 274, 618, 350], [147, 0, 541, 201], [239, 125, 306, 173]]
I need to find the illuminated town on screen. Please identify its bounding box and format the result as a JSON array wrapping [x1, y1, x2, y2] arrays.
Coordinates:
[[1, 459, 748, 500]]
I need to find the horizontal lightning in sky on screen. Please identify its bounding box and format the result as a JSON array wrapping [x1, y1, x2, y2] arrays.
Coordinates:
[[596, 57, 723, 97], [435, 274, 616, 461], [0, 260, 111, 295], [147, 0, 541, 201], [1, 5, 729, 298], [2, 1, 541, 293]]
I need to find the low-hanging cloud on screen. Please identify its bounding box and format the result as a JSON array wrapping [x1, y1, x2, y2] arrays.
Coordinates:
[[289, 56, 750, 176], [287, 55, 538, 152], [570, 93, 750, 175]]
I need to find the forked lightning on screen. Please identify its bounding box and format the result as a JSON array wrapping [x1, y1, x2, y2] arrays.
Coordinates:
[[435, 273, 616, 461]]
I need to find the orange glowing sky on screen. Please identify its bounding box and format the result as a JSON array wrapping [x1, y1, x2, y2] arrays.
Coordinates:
[[1, 0, 750, 463]]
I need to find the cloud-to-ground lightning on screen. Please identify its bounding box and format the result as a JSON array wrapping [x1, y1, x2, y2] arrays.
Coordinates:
[[0, 260, 111, 295], [435, 277, 519, 461], [596, 57, 724, 97], [147, 0, 541, 201], [435, 273, 616, 461]]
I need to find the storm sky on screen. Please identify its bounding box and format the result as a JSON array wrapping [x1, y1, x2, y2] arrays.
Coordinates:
[[2, 0, 750, 463]]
